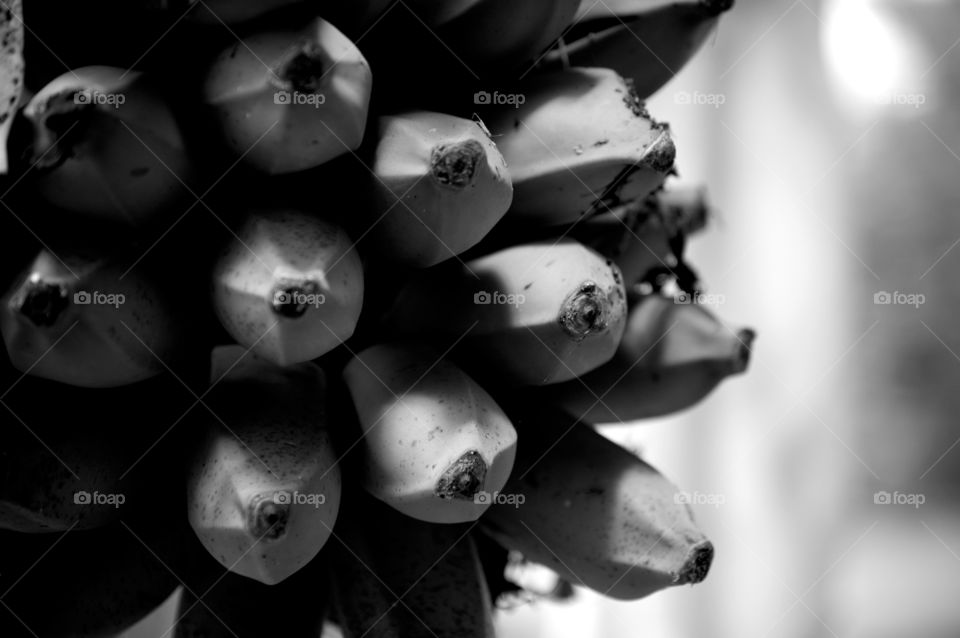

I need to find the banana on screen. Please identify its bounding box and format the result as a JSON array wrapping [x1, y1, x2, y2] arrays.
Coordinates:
[[549, 0, 734, 99], [211, 207, 364, 366], [342, 342, 517, 523], [383, 239, 628, 386], [575, 0, 721, 21], [481, 403, 714, 600], [328, 492, 496, 638], [483, 67, 675, 226], [202, 16, 372, 174], [184, 0, 393, 33], [540, 293, 755, 423], [365, 110, 513, 267], [187, 345, 341, 585], [0, 246, 186, 388], [573, 185, 709, 285], [0, 0, 23, 174], [23, 66, 195, 228]]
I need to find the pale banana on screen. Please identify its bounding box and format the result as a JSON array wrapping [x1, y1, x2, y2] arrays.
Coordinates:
[[540, 292, 755, 422], [481, 403, 714, 600], [383, 239, 628, 385], [483, 66, 675, 225], [187, 345, 341, 585], [342, 342, 517, 523], [366, 111, 513, 267], [211, 207, 364, 366]]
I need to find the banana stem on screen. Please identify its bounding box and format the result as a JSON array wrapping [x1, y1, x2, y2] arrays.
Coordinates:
[[247, 493, 290, 541], [430, 139, 484, 189], [17, 278, 69, 326], [435, 450, 487, 500]]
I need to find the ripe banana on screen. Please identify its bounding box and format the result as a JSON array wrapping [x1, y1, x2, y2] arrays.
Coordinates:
[[481, 403, 714, 600], [383, 239, 628, 385], [541, 292, 755, 422], [574, 186, 709, 285], [202, 16, 372, 174], [342, 342, 517, 523], [366, 110, 513, 267], [550, 0, 734, 99], [211, 207, 364, 366], [23, 66, 194, 228], [0, 246, 185, 388], [328, 492, 495, 638], [483, 67, 675, 225], [187, 345, 341, 585]]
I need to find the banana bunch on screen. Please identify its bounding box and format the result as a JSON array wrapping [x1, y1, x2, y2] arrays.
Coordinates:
[[0, 0, 746, 635]]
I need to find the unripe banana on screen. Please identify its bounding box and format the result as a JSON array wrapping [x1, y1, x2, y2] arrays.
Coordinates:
[[188, 345, 341, 585], [366, 111, 513, 267], [483, 67, 675, 226], [550, 0, 734, 99], [23, 66, 194, 228], [203, 16, 372, 174], [342, 342, 517, 523], [329, 493, 496, 638], [541, 293, 755, 423], [0, 247, 185, 388], [383, 239, 628, 385], [211, 208, 363, 366], [481, 403, 714, 600]]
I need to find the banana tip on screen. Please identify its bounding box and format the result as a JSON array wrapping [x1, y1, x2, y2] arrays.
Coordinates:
[[678, 541, 714, 585], [702, 0, 735, 16], [640, 132, 676, 175], [732, 328, 756, 374], [435, 450, 487, 500]]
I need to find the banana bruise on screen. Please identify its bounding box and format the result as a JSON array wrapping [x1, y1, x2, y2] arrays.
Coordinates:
[[383, 239, 628, 386], [211, 207, 364, 366], [550, 0, 734, 100], [366, 111, 513, 267], [481, 403, 714, 600], [0, 246, 186, 388], [328, 493, 496, 638], [483, 67, 675, 226], [202, 16, 371, 174], [573, 186, 710, 285], [342, 342, 517, 523], [541, 293, 755, 423], [187, 345, 342, 585]]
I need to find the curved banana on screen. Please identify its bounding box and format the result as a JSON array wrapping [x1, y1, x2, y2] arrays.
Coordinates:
[[575, 0, 724, 21], [551, 0, 734, 99], [187, 345, 341, 585], [342, 342, 517, 523], [211, 207, 364, 366], [203, 16, 372, 174], [540, 292, 755, 422], [383, 238, 628, 386], [366, 111, 513, 267], [483, 67, 675, 226], [481, 403, 714, 600]]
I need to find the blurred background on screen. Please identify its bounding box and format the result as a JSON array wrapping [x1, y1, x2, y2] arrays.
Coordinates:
[[124, 0, 960, 635]]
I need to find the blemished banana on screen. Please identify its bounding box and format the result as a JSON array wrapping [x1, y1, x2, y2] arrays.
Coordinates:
[[366, 111, 513, 267], [187, 345, 341, 585], [203, 16, 372, 174], [481, 403, 714, 600], [383, 239, 628, 386], [342, 342, 517, 523], [574, 186, 710, 285], [0, 247, 185, 388], [211, 207, 364, 366], [541, 292, 755, 423], [549, 0, 734, 99], [482, 66, 675, 226], [23, 66, 194, 228], [329, 493, 496, 638]]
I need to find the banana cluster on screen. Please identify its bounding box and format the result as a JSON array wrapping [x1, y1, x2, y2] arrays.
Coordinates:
[[0, 0, 748, 636]]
